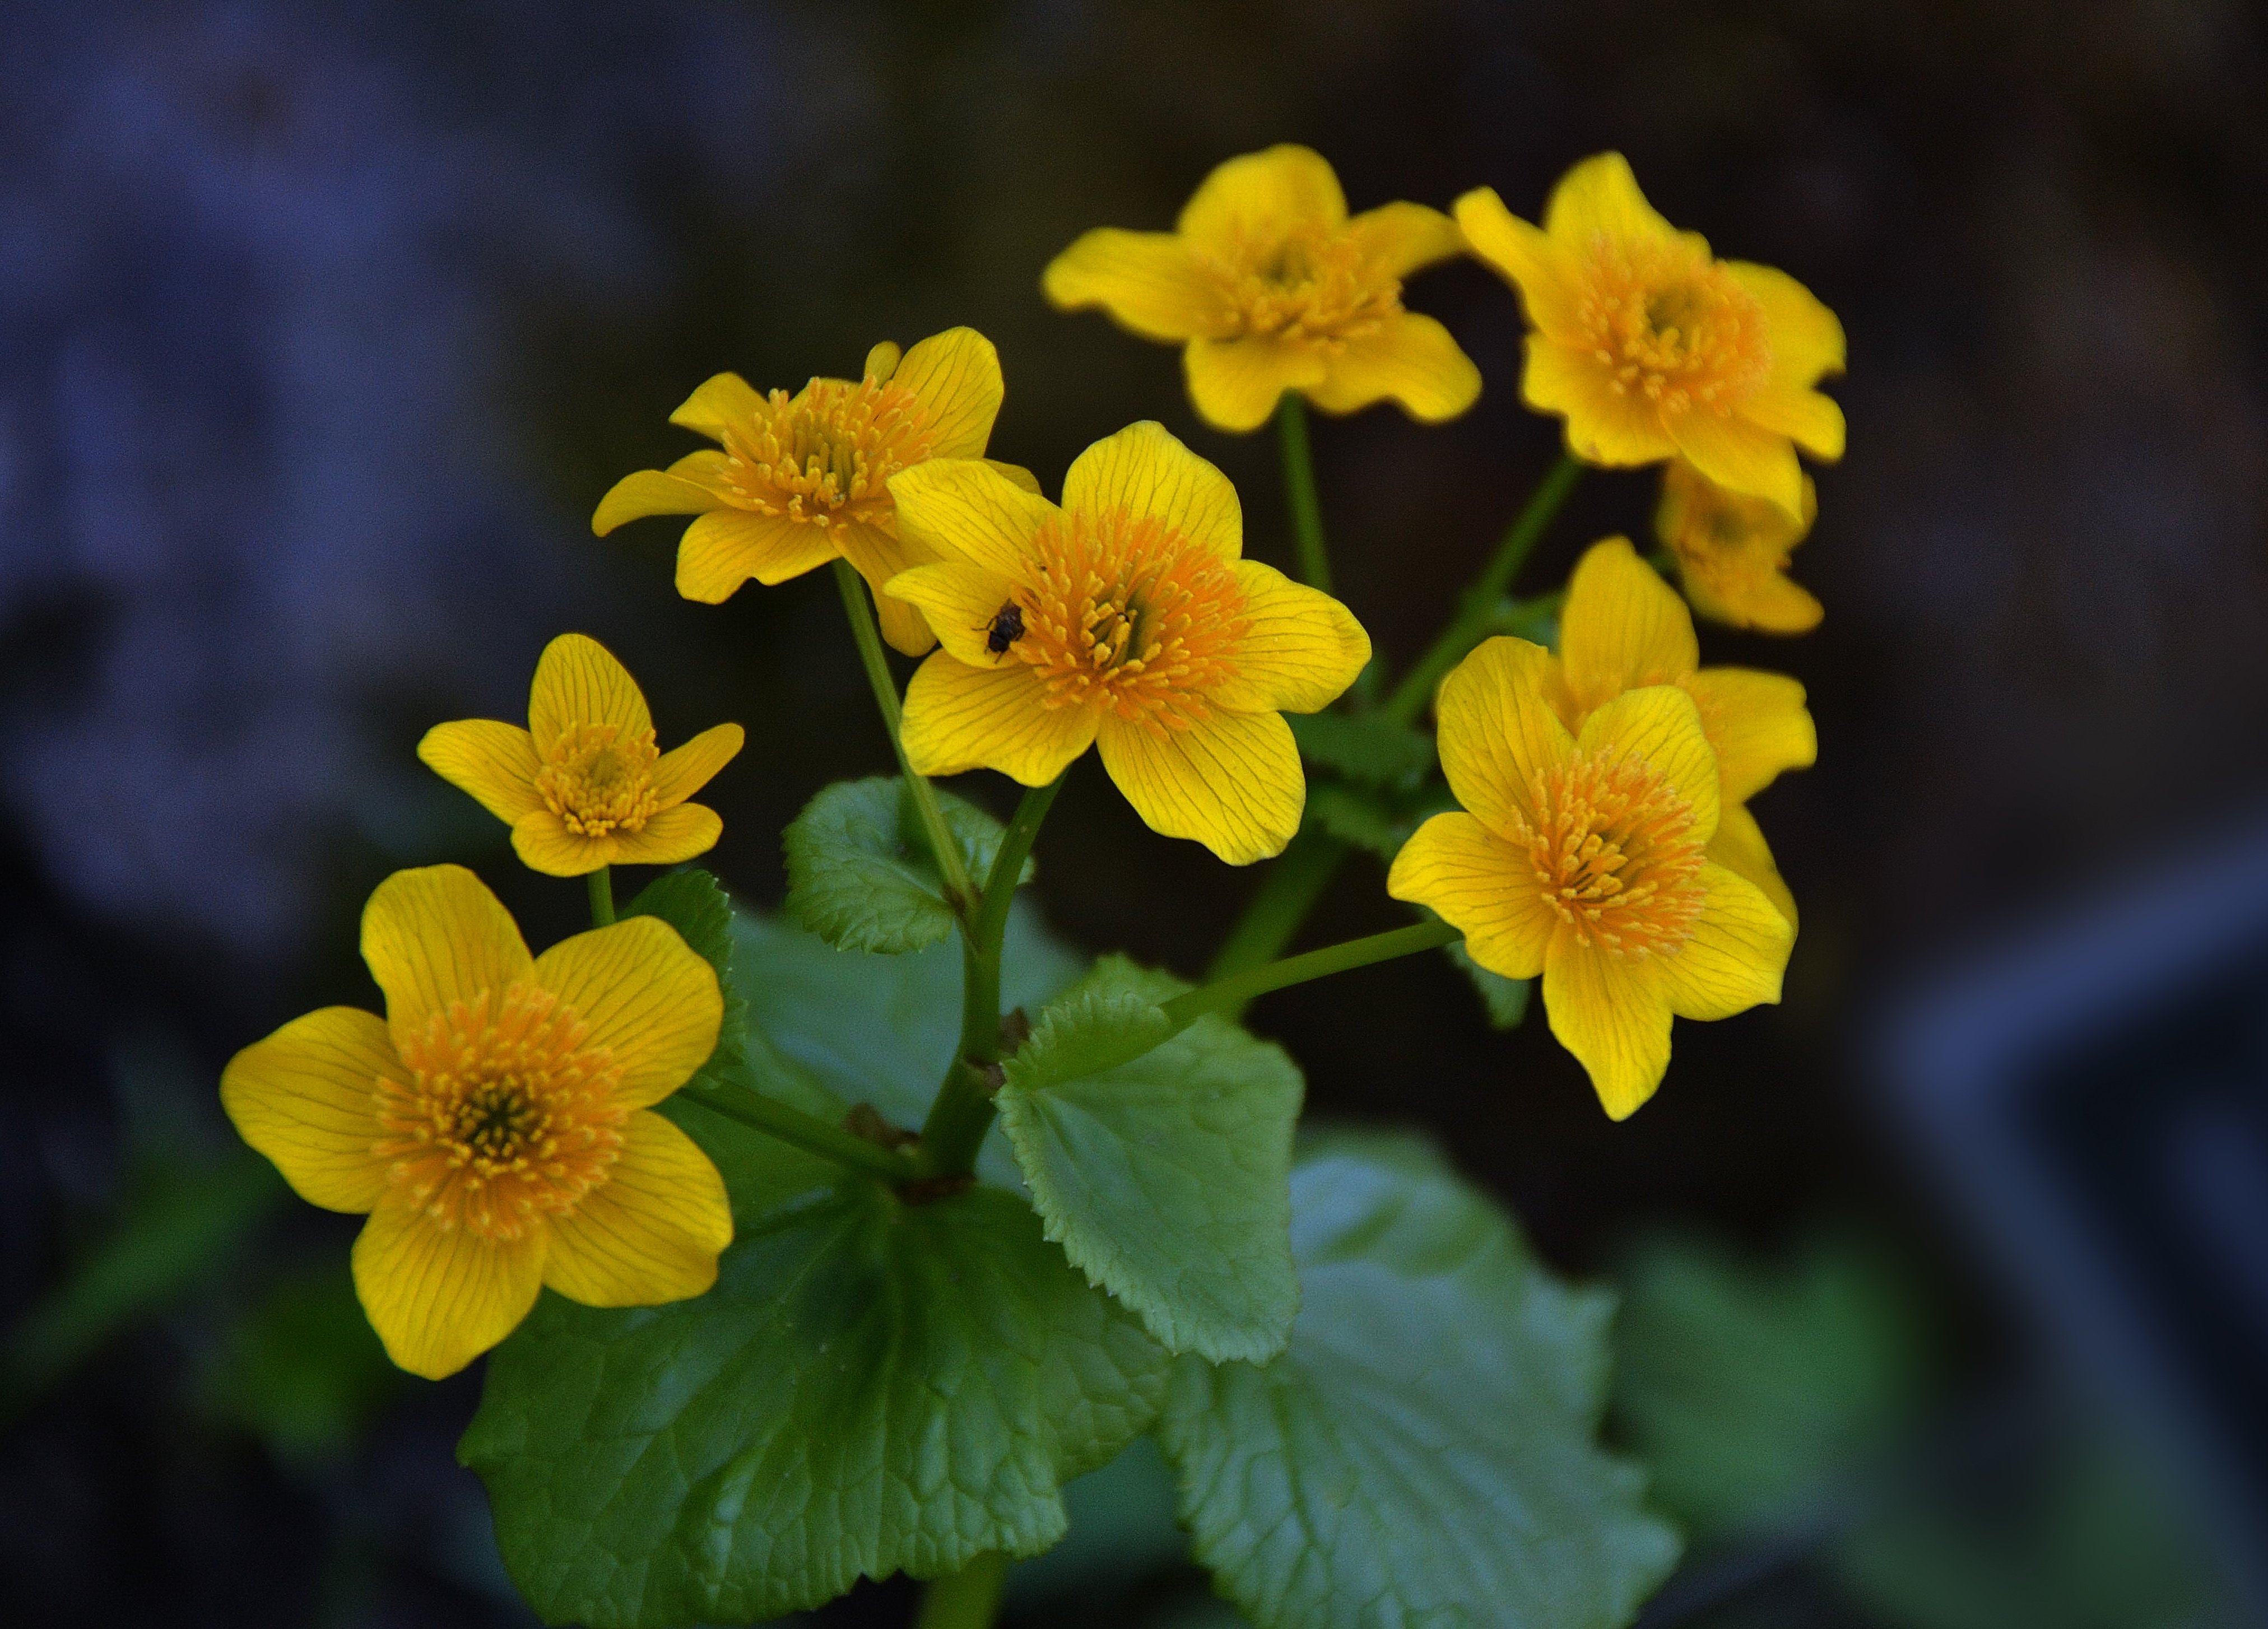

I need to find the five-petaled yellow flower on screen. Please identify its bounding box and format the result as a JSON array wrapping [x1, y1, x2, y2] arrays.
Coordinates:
[[419, 633, 742, 878], [884, 421, 1370, 864], [221, 865, 732, 1379], [1389, 639, 1792, 1119], [591, 328, 1030, 655], [1043, 145, 1481, 435], [1456, 153, 1844, 516], [1549, 537, 1814, 927], [1656, 458, 1822, 635]]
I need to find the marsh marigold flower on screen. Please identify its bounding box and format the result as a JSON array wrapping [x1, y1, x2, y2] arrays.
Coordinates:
[[1388, 639, 1792, 1119], [419, 633, 742, 878], [1656, 458, 1822, 635], [591, 328, 1032, 655], [1043, 145, 1480, 434], [1456, 153, 1844, 515], [1549, 537, 1815, 927], [221, 865, 731, 1378], [884, 421, 1369, 864]]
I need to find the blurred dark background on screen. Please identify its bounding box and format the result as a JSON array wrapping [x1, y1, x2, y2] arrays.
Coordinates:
[[6, 0, 2268, 1624]]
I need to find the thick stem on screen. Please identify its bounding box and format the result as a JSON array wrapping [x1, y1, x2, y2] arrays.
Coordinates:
[[587, 867, 615, 927], [915, 1553, 1008, 1629], [1276, 394, 1332, 593], [1166, 919, 1458, 1027], [1206, 830, 1349, 988], [1385, 453, 1583, 725], [833, 558, 977, 911], [676, 1078, 913, 1181]]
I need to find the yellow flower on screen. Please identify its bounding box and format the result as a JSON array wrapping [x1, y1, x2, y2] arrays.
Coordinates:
[[1455, 153, 1844, 515], [1387, 640, 1791, 1119], [1656, 458, 1822, 635], [1043, 145, 1480, 434], [1548, 537, 1815, 928], [590, 328, 1031, 655], [884, 421, 1370, 864], [221, 865, 731, 1379], [419, 633, 743, 878]]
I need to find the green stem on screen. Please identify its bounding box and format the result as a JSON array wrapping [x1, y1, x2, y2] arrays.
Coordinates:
[[1166, 919, 1459, 1028], [915, 1553, 1008, 1629], [1276, 394, 1331, 592], [1207, 830, 1348, 985], [1385, 453, 1583, 725], [676, 1078, 912, 1182], [921, 773, 1066, 1179], [587, 867, 615, 927], [833, 558, 977, 912]]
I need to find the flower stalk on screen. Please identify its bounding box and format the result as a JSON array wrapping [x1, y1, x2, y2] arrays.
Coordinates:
[[676, 1078, 913, 1182], [1277, 394, 1332, 593], [915, 1553, 1007, 1629], [1169, 918, 1459, 1028], [587, 866, 615, 927]]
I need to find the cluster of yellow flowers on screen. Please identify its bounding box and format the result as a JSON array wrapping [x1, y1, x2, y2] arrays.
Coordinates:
[[222, 145, 1839, 1379]]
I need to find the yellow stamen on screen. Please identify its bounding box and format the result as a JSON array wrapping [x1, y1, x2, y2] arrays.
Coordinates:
[[1198, 220, 1398, 347], [535, 723, 660, 837], [713, 374, 936, 528], [1514, 744, 1706, 957], [1575, 234, 1771, 417]]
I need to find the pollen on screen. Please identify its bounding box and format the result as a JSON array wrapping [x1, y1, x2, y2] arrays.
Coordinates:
[[711, 374, 936, 529], [536, 723, 660, 837], [1574, 234, 1770, 417], [1008, 508, 1251, 732], [375, 984, 628, 1240], [1512, 743, 1707, 957], [1200, 220, 1398, 348]]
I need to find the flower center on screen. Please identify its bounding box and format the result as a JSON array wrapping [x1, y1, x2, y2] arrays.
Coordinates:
[[1006, 508, 1249, 732], [1575, 235, 1770, 417], [1201, 220, 1398, 344], [536, 723, 660, 837], [1512, 743, 1707, 957], [375, 984, 628, 1239], [712, 375, 935, 528]]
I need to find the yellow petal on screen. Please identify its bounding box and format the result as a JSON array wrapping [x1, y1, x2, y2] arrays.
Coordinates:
[[876, 590, 939, 657], [1708, 801, 1798, 929], [352, 1203, 544, 1380], [592, 468, 722, 536], [1726, 262, 1846, 387], [889, 458, 1056, 581], [532, 914, 723, 1110], [541, 1110, 732, 1307], [986, 459, 1043, 494], [1096, 709, 1303, 865], [1177, 144, 1347, 254], [1041, 229, 1228, 341], [1524, 337, 1679, 466], [510, 811, 612, 877], [1741, 383, 1846, 464], [1680, 668, 1814, 803], [1305, 311, 1482, 423], [1654, 862, 1792, 1021], [667, 371, 765, 441], [1062, 420, 1242, 560], [1544, 934, 1673, 1120], [863, 340, 903, 383], [674, 510, 839, 602], [607, 802, 724, 868], [900, 652, 1098, 785], [1669, 408, 1804, 516], [1557, 538, 1699, 718], [891, 327, 1006, 460], [1574, 685, 1721, 844], [1345, 201, 1465, 280], [416, 719, 543, 825], [1210, 560, 1370, 714], [1184, 336, 1327, 434], [1543, 152, 1679, 252], [1688, 566, 1823, 637], [830, 519, 942, 657], [886, 561, 1022, 668], [361, 865, 533, 1046], [528, 632, 650, 747], [1387, 812, 1555, 981], [220, 1007, 393, 1213], [1454, 186, 1579, 336], [650, 722, 744, 807], [1432, 636, 1572, 840]]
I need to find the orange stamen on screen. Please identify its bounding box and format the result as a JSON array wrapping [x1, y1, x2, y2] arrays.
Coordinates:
[[711, 373, 935, 529], [1513, 744, 1706, 957], [1197, 219, 1400, 347], [1574, 234, 1770, 418]]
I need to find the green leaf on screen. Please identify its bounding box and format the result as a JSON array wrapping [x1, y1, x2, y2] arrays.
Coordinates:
[[782, 777, 1024, 953], [202, 1262, 401, 1464], [1000, 957, 1303, 1363], [1006, 1435, 1189, 1608], [1287, 713, 1435, 787], [1305, 783, 1410, 863], [1447, 942, 1530, 1030], [463, 1169, 1169, 1626], [1159, 1132, 1680, 1629]]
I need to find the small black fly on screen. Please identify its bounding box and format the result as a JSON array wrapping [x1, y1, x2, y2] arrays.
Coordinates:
[[978, 602, 1025, 657]]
